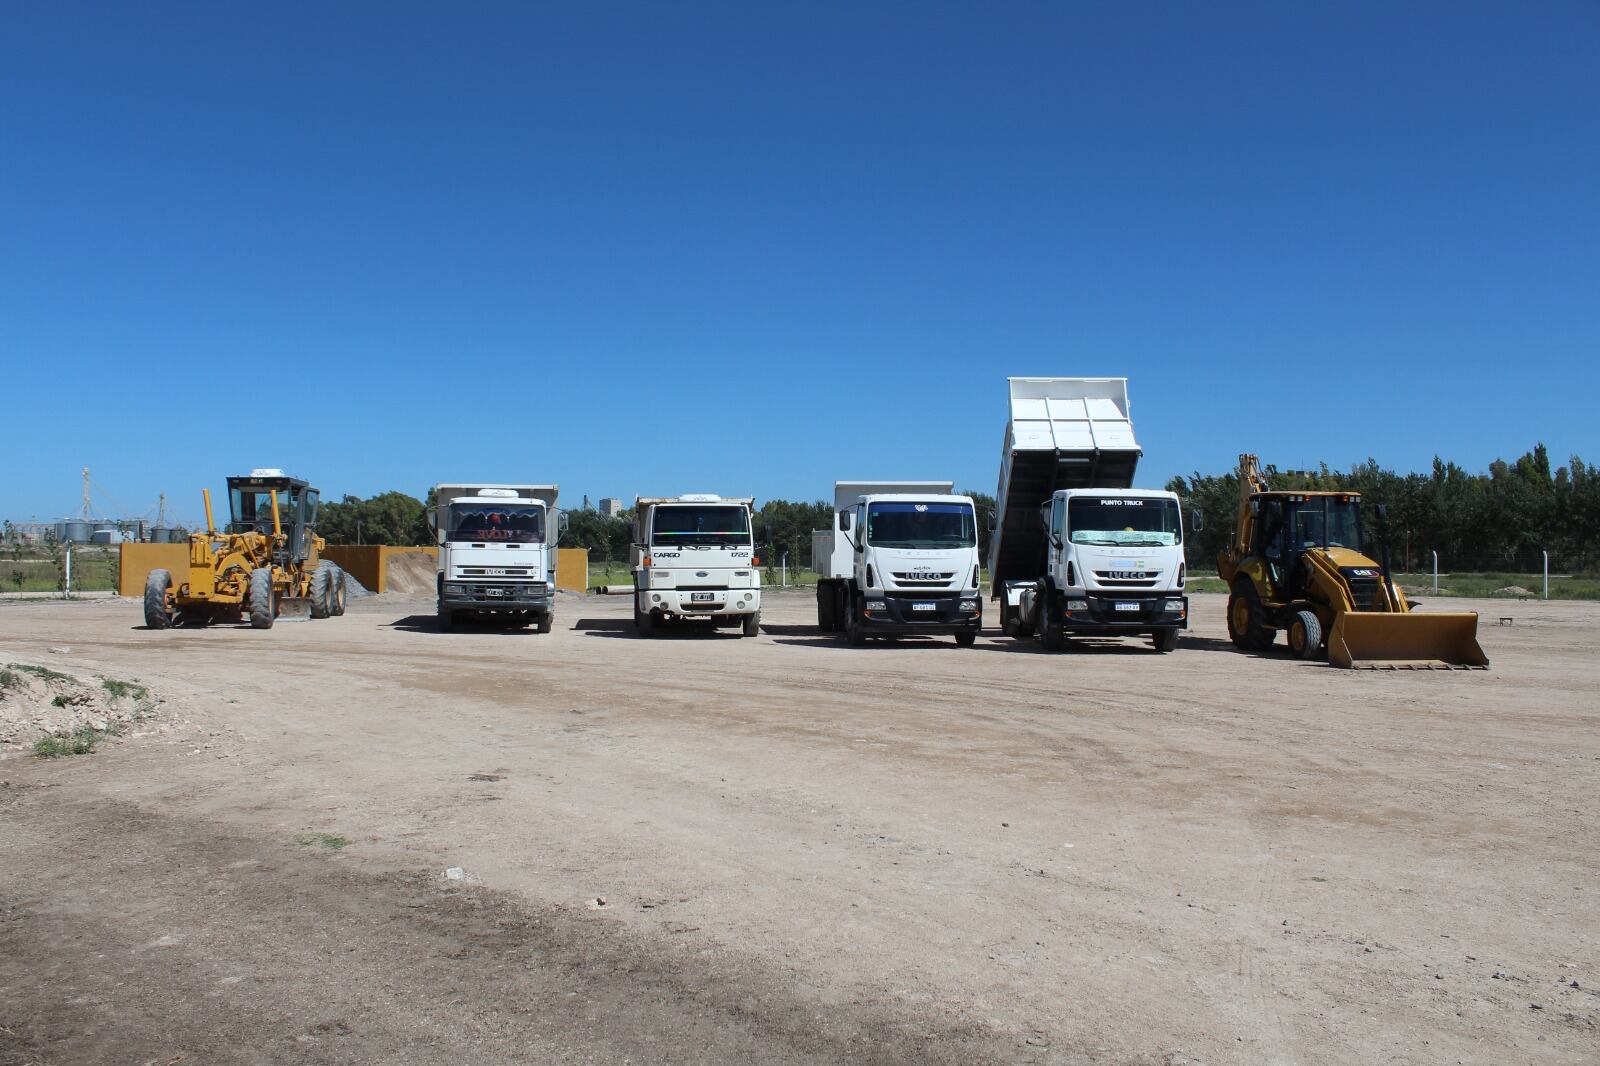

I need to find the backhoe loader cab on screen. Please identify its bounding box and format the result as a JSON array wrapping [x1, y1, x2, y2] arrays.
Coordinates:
[[1219, 455, 1486, 669]]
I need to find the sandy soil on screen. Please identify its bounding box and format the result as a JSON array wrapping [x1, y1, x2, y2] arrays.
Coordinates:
[[1, 590, 1595, 1065]]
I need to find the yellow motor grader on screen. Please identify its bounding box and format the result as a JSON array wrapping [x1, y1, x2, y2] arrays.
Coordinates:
[[143, 469, 347, 630], [1218, 455, 1486, 669]]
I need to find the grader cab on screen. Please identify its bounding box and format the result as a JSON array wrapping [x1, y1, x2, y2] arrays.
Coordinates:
[[1218, 455, 1486, 669], [143, 469, 348, 630]]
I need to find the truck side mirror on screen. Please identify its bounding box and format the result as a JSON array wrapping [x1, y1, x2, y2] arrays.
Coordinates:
[[986, 511, 996, 531], [838, 510, 852, 532], [426, 511, 437, 532], [1191, 509, 1204, 532], [763, 522, 774, 545]]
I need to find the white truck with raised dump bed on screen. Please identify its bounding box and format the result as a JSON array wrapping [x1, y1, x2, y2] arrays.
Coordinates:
[[428, 484, 564, 632], [631, 494, 762, 637], [990, 378, 1191, 652], [813, 481, 984, 646]]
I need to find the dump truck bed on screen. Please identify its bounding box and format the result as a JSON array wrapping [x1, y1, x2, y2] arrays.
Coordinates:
[[988, 378, 1142, 593]]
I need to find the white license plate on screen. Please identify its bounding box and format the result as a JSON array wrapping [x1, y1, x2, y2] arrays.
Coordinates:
[[486, 588, 508, 597], [691, 592, 715, 602], [913, 602, 937, 612], [1114, 601, 1140, 612]]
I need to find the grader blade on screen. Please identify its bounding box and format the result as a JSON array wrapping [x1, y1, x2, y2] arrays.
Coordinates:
[[275, 596, 314, 622], [1327, 611, 1487, 670]]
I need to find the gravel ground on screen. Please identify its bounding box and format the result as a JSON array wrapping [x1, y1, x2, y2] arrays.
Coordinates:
[[1, 589, 1595, 1064]]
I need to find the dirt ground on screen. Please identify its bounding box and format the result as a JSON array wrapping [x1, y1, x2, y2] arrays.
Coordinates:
[[1, 589, 1595, 1065]]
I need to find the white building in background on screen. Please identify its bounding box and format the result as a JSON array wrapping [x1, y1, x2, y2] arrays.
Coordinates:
[[598, 498, 624, 517]]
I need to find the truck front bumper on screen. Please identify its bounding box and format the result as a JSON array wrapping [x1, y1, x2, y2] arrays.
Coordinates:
[[861, 593, 982, 634], [442, 582, 554, 613], [1060, 592, 1187, 632], [642, 588, 761, 616]]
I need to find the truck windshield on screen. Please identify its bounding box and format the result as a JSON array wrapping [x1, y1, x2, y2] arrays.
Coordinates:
[[651, 506, 751, 547], [1067, 498, 1182, 547], [866, 502, 977, 549], [448, 504, 544, 543]]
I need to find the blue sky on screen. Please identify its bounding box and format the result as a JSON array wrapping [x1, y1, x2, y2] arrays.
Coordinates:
[[3, 2, 1595, 525]]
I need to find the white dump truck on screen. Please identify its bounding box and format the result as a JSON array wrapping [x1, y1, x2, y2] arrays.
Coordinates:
[[990, 378, 1191, 652], [631, 494, 762, 637], [427, 483, 564, 632], [813, 481, 984, 646]]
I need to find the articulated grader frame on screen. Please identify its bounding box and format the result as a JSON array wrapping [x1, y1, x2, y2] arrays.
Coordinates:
[[1218, 455, 1486, 670], [143, 471, 347, 630]]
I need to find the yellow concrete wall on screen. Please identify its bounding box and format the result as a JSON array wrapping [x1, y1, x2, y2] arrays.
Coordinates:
[[556, 547, 589, 591], [119, 543, 191, 596], [320, 545, 438, 594]]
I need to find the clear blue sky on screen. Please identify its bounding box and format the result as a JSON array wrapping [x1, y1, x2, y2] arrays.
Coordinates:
[[3, 2, 1595, 525]]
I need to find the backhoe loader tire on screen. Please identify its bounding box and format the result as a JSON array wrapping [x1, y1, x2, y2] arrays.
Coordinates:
[[1153, 628, 1180, 653], [248, 568, 276, 630], [144, 569, 174, 629], [1288, 609, 1322, 659], [329, 565, 347, 616], [1227, 579, 1273, 651], [309, 565, 332, 619]]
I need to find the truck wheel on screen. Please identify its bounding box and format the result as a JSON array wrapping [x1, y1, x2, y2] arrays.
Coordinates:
[[635, 603, 655, 637], [538, 611, 554, 634], [741, 610, 761, 638], [1153, 628, 1180, 653], [1039, 589, 1066, 651], [248, 567, 276, 630], [437, 608, 455, 632], [143, 569, 174, 629], [309, 564, 332, 619], [329, 565, 347, 616], [843, 596, 867, 646], [1227, 579, 1274, 651], [954, 630, 977, 647], [817, 585, 836, 631], [1287, 609, 1322, 659]]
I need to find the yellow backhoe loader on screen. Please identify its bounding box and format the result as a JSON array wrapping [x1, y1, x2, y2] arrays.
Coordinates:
[[1218, 455, 1486, 669], [143, 469, 347, 630]]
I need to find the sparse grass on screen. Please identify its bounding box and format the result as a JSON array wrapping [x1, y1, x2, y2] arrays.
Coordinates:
[[0, 548, 119, 593], [33, 725, 108, 758], [0, 668, 19, 691], [101, 678, 149, 703], [296, 832, 350, 850], [9, 663, 73, 684]]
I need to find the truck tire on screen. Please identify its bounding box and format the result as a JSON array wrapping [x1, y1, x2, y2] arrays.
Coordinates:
[[144, 569, 174, 629], [741, 610, 761, 638], [954, 630, 977, 647], [329, 565, 347, 616], [538, 610, 554, 634], [843, 594, 867, 646], [817, 584, 836, 631], [1287, 609, 1322, 659], [1227, 579, 1274, 651], [437, 608, 455, 632], [309, 564, 332, 618], [1153, 627, 1180, 653], [1039, 588, 1066, 651], [635, 603, 655, 637], [248, 567, 276, 630]]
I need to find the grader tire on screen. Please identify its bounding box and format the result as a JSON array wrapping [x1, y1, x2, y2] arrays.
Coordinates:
[[143, 569, 174, 629], [248, 567, 276, 630], [309, 565, 332, 619], [329, 565, 347, 616]]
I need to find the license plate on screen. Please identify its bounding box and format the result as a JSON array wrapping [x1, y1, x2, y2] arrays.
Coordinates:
[[691, 592, 715, 602], [1114, 601, 1140, 612], [486, 588, 507, 597], [913, 602, 936, 612]]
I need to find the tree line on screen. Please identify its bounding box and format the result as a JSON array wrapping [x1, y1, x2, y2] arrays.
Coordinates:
[[316, 443, 1593, 575], [1166, 444, 1596, 573]]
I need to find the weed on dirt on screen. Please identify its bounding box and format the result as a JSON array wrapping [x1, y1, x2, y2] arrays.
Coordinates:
[[297, 832, 350, 850], [33, 724, 114, 758]]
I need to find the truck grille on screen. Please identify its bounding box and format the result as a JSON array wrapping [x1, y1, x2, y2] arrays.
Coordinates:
[[1094, 570, 1160, 587], [459, 567, 533, 577], [892, 571, 956, 588]]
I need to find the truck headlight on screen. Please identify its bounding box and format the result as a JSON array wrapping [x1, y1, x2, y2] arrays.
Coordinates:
[[446, 584, 465, 594], [959, 598, 979, 611], [1066, 598, 1089, 611], [1165, 599, 1185, 611]]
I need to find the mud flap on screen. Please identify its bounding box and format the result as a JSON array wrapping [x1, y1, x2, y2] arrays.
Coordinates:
[[1327, 611, 1488, 670]]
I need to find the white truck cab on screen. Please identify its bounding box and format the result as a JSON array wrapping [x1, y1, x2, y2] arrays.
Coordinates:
[[428, 483, 564, 632], [814, 481, 984, 646], [632, 495, 762, 637], [990, 378, 1191, 652]]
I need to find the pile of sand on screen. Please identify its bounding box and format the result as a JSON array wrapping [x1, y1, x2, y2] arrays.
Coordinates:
[[1493, 585, 1534, 598], [384, 552, 438, 596], [0, 660, 158, 753]]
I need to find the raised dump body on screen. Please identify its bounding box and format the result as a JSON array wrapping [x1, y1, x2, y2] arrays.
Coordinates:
[[989, 378, 1142, 592]]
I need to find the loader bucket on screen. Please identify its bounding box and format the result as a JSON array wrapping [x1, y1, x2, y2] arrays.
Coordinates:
[[1327, 611, 1488, 670]]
